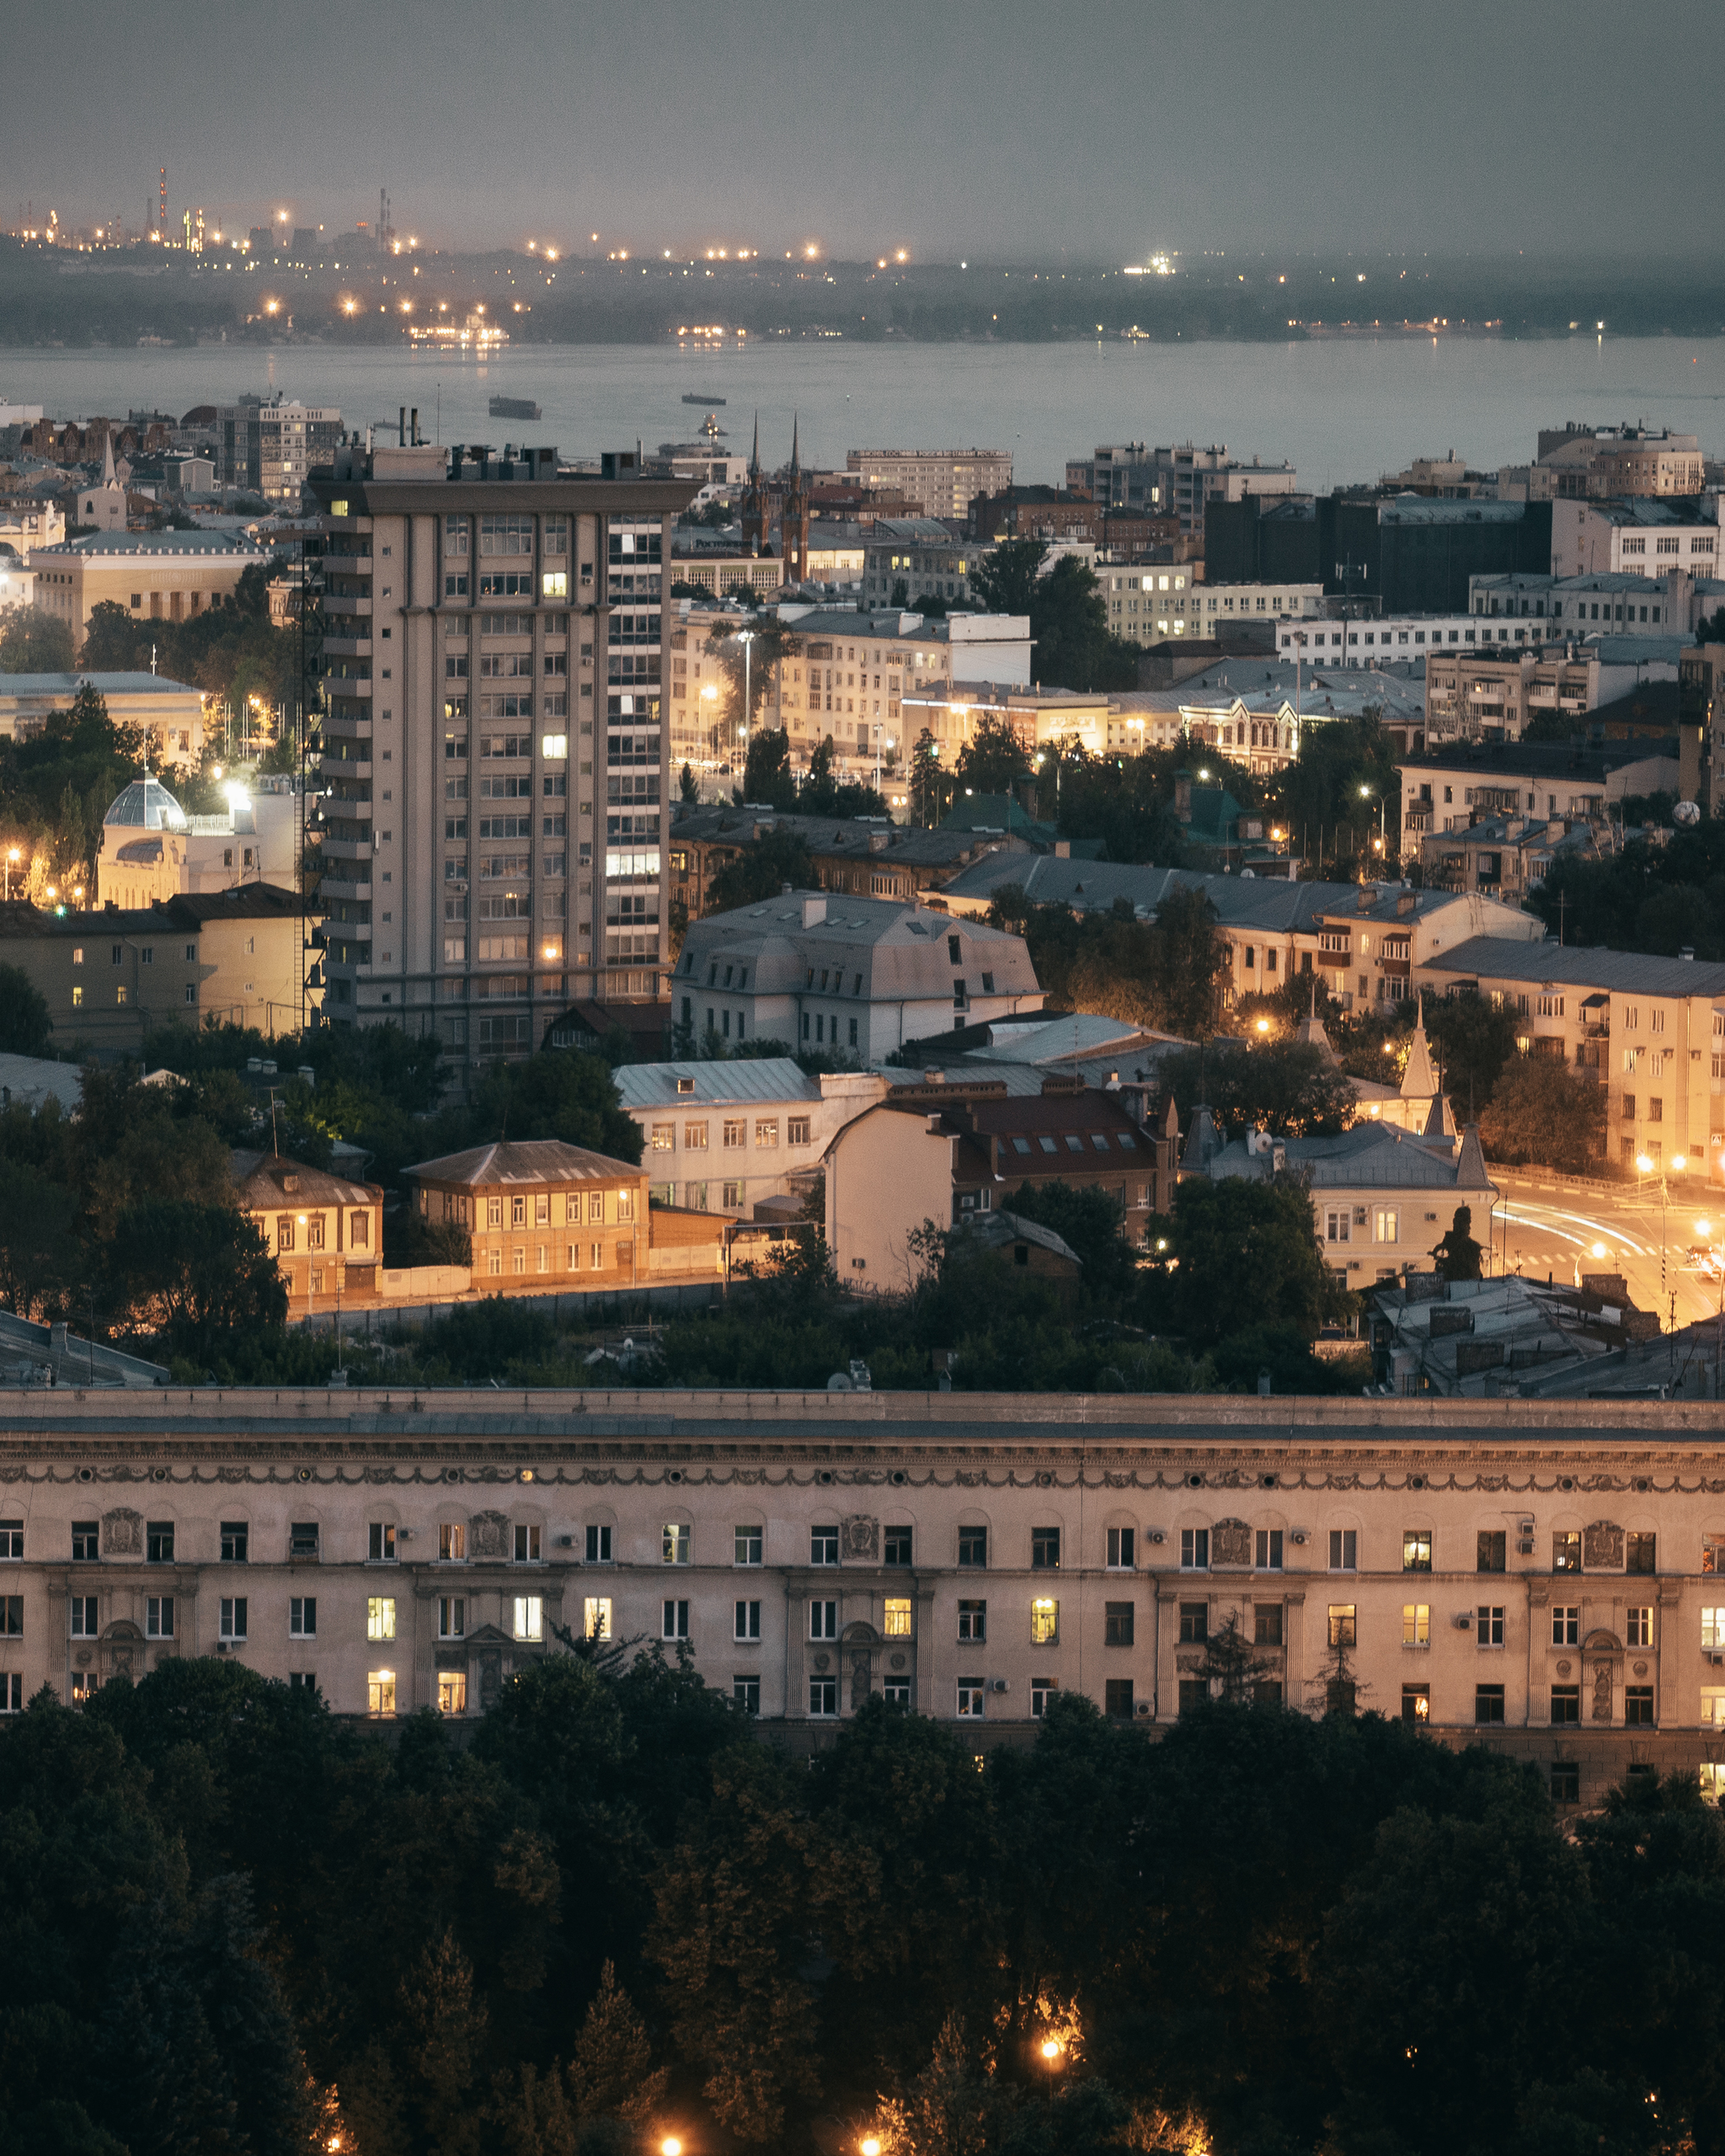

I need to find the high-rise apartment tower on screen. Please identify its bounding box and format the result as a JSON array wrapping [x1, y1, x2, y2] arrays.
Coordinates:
[[307, 437, 692, 1063]]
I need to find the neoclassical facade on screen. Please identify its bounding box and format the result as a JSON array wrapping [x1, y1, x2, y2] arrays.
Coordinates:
[[5, 1390, 1725, 1808]]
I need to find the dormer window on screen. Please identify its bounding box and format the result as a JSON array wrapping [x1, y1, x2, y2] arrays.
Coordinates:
[[676, 1077, 694, 1096]]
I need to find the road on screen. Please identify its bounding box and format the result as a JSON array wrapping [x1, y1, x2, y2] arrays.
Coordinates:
[[1484, 1169, 1725, 1334]]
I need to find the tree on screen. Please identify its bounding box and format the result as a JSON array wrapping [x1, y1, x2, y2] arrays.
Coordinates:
[[0, 1159, 79, 1319], [990, 885, 1229, 1037], [739, 724, 796, 810], [0, 963, 52, 1054], [103, 1198, 286, 1355], [909, 728, 952, 828], [1028, 557, 1139, 694], [0, 604, 75, 673], [1423, 988, 1519, 1116], [1479, 1055, 1606, 1171], [468, 1052, 644, 1163], [967, 538, 1047, 619], [564, 1961, 669, 2127], [77, 600, 145, 673], [1156, 1038, 1355, 1138], [678, 761, 698, 805], [890, 576, 911, 608], [1430, 1203, 1484, 1281], [702, 617, 795, 734], [1163, 1175, 1342, 1345], [1004, 1180, 1140, 1305], [704, 828, 818, 915], [954, 712, 1032, 797]]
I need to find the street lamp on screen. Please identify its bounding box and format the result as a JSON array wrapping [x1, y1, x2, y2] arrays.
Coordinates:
[[734, 627, 756, 769], [1359, 782, 1386, 862], [3, 845, 19, 900]]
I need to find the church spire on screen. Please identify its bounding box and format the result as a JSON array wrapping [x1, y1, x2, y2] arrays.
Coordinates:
[[789, 412, 800, 477], [101, 428, 115, 487], [748, 410, 761, 479]]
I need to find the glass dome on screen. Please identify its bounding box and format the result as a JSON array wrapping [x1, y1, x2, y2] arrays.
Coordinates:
[[103, 775, 187, 831]]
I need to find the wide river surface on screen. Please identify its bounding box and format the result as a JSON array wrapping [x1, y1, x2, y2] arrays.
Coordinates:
[[3, 336, 1723, 492]]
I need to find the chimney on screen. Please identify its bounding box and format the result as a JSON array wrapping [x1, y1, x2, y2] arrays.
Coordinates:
[[801, 896, 827, 928], [1681, 945, 1695, 961]]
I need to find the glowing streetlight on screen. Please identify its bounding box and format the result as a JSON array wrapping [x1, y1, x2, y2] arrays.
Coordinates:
[[862, 2140, 882, 2156], [3, 845, 19, 901], [1591, 1241, 1609, 1260], [1041, 2039, 1062, 2062], [1256, 1018, 1270, 1035], [660, 2139, 682, 2156]]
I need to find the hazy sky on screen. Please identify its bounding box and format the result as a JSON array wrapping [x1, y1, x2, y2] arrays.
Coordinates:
[[10, 0, 1723, 262]]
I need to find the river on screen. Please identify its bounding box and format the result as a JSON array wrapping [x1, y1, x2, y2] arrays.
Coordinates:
[[3, 335, 1722, 491]]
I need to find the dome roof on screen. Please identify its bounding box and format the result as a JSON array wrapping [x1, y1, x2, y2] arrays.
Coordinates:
[[104, 775, 187, 831]]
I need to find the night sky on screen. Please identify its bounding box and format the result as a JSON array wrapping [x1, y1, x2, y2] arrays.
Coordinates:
[[9, 0, 1724, 263]]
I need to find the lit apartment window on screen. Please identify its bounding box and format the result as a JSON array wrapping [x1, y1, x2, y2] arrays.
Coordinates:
[[367, 1597, 397, 1641], [438, 1672, 468, 1716], [584, 1597, 612, 1640], [663, 1523, 691, 1566], [440, 1524, 467, 1562], [368, 1669, 397, 1716], [1030, 1597, 1059, 1645], [884, 1597, 913, 1638], [513, 1596, 543, 1641]]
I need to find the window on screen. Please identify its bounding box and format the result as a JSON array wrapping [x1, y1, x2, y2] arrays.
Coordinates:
[[221, 1521, 248, 1563], [1552, 1606, 1580, 1646], [1254, 1603, 1284, 1646], [1626, 1686, 1654, 1726], [1030, 1597, 1059, 1644], [367, 1597, 396, 1641], [145, 1595, 173, 1638], [1552, 1530, 1581, 1573], [585, 1524, 612, 1563], [141, 1519, 174, 1564], [810, 1599, 838, 1640], [1106, 1527, 1135, 1569], [1255, 1529, 1284, 1571], [1475, 1684, 1505, 1725], [1181, 1528, 1210, 1571], [1104, 1678, 1135, 1719], [884, 1526, 913, 1566], [438, 1673, 468, 1716], [1328, 1604, 1357, 1647], [439, 1598, 466, 1640], [70, 1594, 99, 1638], [514, 1524, 542, 1563], [1030, 1677, 1058, 1718], [1402, 1604, 1430, 1647], [219, 1598, 247, 1641], [734, 1676, 761, 1714], [1104, 1601, 1135, 1646], [440, 1523, 467, 1562], [1626, 1607, 1653, 1647], [956, 1681, 985, 1719], [1477, 1605, 1505, 1646], [1032, 1526, 1060, 1570], [72, 1520, 98, 1562], [1402, 1684, 1430, 1723], [1477, 1529, 1506, 1573], [1328, 1529, 1357, 1571], [958, 1598, 986, 1642], [1178, 1602, 1209, 1644], [1551, 1763, 1580, 1805], [810, 1676, 838, 1716], [1374, 1209, 1400, 1244], [290, 1521, 319, 1559], [1626, 1532, 1656, 1574], [367, 1670, 397, 1716], [369, 1523, 397, 1562], [810, 1525, 839, 1566], [1178, 1678, 1208, 1716], [513, 1597, 543, 1641], [583, 1598, 612, 1640], [734, 1599, 761, 1641], [958, 1526, 987, 1568], [1402, 1529, 1432, 1572], [662, 1599, 689, 1641], [1551, 1685, 1580, 1726], [734, 1524, 763, 1566], [282, 1593, 316, 1638], [663, 1523, 692, 1566]]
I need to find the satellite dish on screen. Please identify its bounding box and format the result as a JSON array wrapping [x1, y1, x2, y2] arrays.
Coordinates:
[[1674, 800, 1701, 826]]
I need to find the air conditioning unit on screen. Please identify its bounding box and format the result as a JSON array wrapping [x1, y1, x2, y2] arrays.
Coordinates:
[[1290, 1530, 1308, 1546], [215, 1641, 229, 1653], [1147, 1529, 1166, 1545], [558, 1534, 574, 1547], [1708, 1652, 1724, 1667], [1135, 1701, 1151, 1717], [398, 1529, 414, 1542], [1517, 1540, 1535, 1556], [991, 1678, 1009, 1693], [1455, 1612, 1475, 1629]]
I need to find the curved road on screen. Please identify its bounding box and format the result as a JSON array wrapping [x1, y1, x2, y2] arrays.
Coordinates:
[[1483, 1168, 1725, 1333]]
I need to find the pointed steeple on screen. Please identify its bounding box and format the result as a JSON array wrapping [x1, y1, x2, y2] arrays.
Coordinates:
[[788, 412, 800, 477], [1401, 990, 1440, 1101], [101, 428, 116, 487], [748, 411, 761, 479]]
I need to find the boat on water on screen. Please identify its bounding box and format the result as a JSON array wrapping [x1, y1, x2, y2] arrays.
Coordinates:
[[489, 394, 542, 421], [682, 392, 726, 406]]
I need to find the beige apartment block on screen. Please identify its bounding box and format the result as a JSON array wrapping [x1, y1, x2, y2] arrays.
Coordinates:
[[846, 448, 1012, 520], [29, 530, 267, 642], [0, 883, 311, 1049], [6, 1388, 1725, 1810]]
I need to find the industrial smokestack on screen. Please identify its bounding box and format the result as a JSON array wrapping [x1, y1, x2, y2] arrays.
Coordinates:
[[410, 408, 419, 446], [398, 406, 406, 446]]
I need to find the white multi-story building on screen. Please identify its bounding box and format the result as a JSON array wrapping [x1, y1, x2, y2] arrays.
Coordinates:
[[1065, 443, 1298, 537], [1551, 499, 1720, 580], [845, 448, 1012, 520], [617, 1056, 888, 1217], [307, 437, 692, 1056], [216, 395, 344, 504]]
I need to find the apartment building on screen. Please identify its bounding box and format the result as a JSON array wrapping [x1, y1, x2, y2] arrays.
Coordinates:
[[28, 530, 265, 641], [617, 1057, 888, 1217], [1536, 424, 1703, 501], [0, 884, 310, 1048], [1423, 644, 1682, 744], [860, 519, 980, 609], [231, 1150, 384, 1311], [216, 394, 343, 503], [1419, 814, 1592, 905], [13, 1387, 1725, 1799], [305, 439, 692, 1056], [667, 806, 1030, 919], [1679, 643, 1725, 814], [761, 608, 953, 777], [670, 890, 1043, 1063], [1469, 570, 1695, 637], [845, 448, 1011, 520], [1551, 499, 1720, 581], [1399, 743, 1681, 846], [1064, 444, 1298, 538], [1419, 937, 1725, 1174]]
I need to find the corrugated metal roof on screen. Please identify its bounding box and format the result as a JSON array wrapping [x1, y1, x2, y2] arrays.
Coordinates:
[[403, 1139, 640, 1185], [1425, 937, 1725, 1000], [614, 1057, 820, 1109]]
